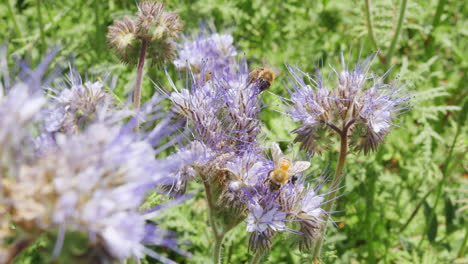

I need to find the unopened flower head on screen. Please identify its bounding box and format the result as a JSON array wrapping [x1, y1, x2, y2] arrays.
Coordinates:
[[107, 17, 140, 65], [287, 53, 410, 155], [107, 1, 183, 65], [174, 28, 237, 74], [44, 70, 116, 134]]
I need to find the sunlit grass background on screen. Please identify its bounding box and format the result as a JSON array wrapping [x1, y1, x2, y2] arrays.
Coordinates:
[[1, 0, 466, 263]]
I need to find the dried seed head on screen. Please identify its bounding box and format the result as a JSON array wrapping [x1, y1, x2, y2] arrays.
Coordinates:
[[107, 17, 140, 65]]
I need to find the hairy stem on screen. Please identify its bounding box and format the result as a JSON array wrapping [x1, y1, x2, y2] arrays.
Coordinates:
[[202, 180, 219, 237], [6, 0, 22, 39], [134, 38, 147, 110], [202, 179, 225, 264], [250, 251, 263, 264], [386, 0, 408, 66], [312, 131, 348, 261], [364, 0, 379, 51], [212, 235, 224, 264]]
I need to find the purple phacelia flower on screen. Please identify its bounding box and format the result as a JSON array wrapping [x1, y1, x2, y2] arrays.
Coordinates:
[[174, 28, 237, 73], [167, 59, 264, 168], [246, 202, 287, 233], [5, 120, 191, 263], [0, 48, 56, 179], [287, 53, 410, 155], [1, 52, 191, 263]]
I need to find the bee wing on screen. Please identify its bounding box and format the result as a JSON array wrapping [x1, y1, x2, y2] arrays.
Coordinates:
[[289, 161, 311, 175], [271, 143, 283, 167], [269, 66, 282, 78]]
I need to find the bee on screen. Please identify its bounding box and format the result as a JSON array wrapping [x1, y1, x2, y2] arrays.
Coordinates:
[[267, 143, 311, 190], [204, 71, 212, 81], [247, 67, 281, 92], [195, 70, 212, 84]]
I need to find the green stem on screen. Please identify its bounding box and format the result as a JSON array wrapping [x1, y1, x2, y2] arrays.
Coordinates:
[[364, 0, 379, 50], [365, 166, 377, 263], [312, 132, 348, 262], [399, 186, 435, 232], [134, 38, 148, 110], [425, 0, 447, 55], [212, 236, 224, 264], [93, 0, 101, 59], [202, 179, 224, 264], [417, 112, 462, 248], [386, 0, 408, 66], [6, 0, 22, 39], [250, 251, 263, 264], [458, 225, 468, 258], [37, 0, 46, 54], [203, 180, 219, 237]]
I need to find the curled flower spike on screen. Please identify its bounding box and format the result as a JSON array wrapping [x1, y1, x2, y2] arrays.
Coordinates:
[[287, 53, 410, 155]]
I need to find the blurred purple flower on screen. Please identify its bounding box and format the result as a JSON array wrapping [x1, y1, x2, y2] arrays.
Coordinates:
[[174, 28, 237, 73]]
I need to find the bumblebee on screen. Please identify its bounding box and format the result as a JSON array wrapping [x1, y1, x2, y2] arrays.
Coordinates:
[[267, 143, 310, 190], [248, 67, 280, 92]]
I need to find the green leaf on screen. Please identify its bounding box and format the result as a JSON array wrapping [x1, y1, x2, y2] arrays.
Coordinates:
[[423, 201, 438, 243], [444, 194, 456, 234]]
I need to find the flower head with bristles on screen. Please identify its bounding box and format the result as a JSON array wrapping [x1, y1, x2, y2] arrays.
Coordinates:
[[287, 53, 410, 155], [107, 17, 140, 65], [107, 1, 183, 66]]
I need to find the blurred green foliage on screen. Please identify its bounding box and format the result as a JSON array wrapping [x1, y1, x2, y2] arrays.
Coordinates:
[[1, 0, 466, 263]]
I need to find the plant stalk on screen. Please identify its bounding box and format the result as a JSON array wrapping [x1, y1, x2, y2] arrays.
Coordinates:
[[134, 38, 148, 110], [250, 251, 263, 264], [6, 0, 22, 39], [202, 179, 225, 264], [212, 235, 224, 264], [386, 0, 408, 66], [425, 0, 447, 55], [37, 0, 46, 54], [311, 131, 348, 262], [416, 109, 462, 248], [364, 0, 379, 51], [458, 225, 468, 258]]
